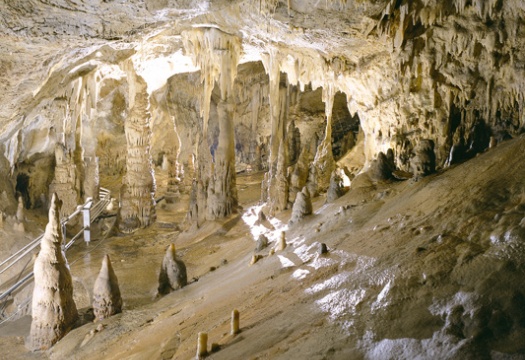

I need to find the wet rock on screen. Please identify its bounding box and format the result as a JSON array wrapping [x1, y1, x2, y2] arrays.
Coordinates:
[[157, 244, 187, 296], [289, 187, 313, 226], [29, 193, 78, 351], [93, 254, 122, 322]]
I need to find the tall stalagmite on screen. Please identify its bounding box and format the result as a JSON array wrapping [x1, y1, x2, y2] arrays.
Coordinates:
[[117, 63, 156, 233], [29, 193, 78, 351]]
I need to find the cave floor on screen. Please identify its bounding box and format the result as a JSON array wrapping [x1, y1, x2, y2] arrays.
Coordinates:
[[1, 136, 525, 359]]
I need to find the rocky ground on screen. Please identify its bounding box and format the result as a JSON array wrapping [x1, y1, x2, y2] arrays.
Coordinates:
[[0, 136, 524, 359]]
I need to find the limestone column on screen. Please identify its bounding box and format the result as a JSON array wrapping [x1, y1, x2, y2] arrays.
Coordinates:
[[117, 66, 156, 233], [49, 143, 80, 218], [313, 85, 336, 193], [207, 98, 238, 219], [182, 27, 241, 225]]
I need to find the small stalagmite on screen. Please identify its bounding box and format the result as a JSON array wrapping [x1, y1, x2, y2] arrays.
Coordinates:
[[275, 231, 287, 251], [158, 244, 187, 296], [289, 187, 313, 226], [29, 193, 78, 351], [92, 254, 122, 321], [368, 150, 396, 182], [326, 169, 346, 203], [16, 196, 24, 222]]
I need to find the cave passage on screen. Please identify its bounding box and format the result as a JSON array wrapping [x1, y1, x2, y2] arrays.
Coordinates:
[[15, 173, 31, 209]]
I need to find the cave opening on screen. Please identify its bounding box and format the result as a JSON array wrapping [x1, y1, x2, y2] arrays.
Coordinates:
[[15, 173, 31, 209]]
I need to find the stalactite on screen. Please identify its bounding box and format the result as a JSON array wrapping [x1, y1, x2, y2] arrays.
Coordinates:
[[117, 64, 156, 233]]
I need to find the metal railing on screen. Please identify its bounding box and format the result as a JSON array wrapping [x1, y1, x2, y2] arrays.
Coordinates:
[[0, 188, 112, 305]]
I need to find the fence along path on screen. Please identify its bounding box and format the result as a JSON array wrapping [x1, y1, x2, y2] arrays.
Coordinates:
[[0, 188, 112, 309]]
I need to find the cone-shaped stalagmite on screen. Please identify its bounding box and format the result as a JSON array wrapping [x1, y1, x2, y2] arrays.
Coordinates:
[[158, 244, 187, 295], [289, 187, 313, 226], [29, 193, 78, 351], [93, 254, 122, 321]]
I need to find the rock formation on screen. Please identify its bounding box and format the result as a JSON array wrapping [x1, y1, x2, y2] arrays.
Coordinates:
[[289, 187, 313, 226], [326, 169, 346, 203], [29, 193, 78, 351], [49, 143, 80, 218], [411, 139, 436, 178], [368, 150, 396, 182], [117, 63, 156, 233], [255, 234, 269, 252], [92, 254, 122, 322], [158, 244, 187, 296]]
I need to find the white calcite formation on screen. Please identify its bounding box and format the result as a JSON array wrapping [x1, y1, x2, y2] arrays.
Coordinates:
[[117, 63, 156, 233], [29, 193, 78, 351], [158, 244, 187, 296], [92, 254, 122, 322]]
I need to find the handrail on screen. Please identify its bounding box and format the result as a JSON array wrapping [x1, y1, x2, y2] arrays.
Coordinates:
[[0, 188, 113, 309]]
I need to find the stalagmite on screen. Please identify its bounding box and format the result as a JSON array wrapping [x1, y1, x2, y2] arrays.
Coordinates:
[[231, 309, 240, 335], [255, 234, 269, 252], [92, 254, 122, 322], [117, 64, 156, 233], [157, 244, 187, 296], [290, 146, 312, 203], [289, 187, 313, 226], [326, 169, 346, 203], [16, 196, 24, 222], [275, 231, 287, 251], [411, 139, 436, 178], [368, 150, 396, 182], [29, 193, 78, 351], [196, 332, 208, 359]]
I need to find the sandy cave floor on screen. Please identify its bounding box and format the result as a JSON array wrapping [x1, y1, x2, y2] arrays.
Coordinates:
[[1, 136, 525, 359]]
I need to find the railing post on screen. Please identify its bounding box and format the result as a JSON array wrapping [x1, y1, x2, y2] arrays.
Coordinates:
[[82, 200, 93, 245]]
